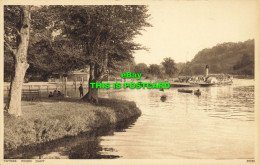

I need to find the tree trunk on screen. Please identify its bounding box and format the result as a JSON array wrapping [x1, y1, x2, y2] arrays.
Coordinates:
[[82, 63, 99, 103], [82, 53, 108, 104], [82, 79, 99, 103], [7, 6, 30, 117]]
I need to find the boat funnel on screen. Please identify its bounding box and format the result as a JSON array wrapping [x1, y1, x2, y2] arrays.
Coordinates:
[[205, 65, 209, 76]]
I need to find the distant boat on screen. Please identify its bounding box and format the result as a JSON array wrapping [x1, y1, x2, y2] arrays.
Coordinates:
[[178, 89, 193, 93], [194, 90, 201, 96], [160, 95, 167, 102]]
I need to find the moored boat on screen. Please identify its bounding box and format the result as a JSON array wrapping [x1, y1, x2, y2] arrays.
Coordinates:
[[178, 89, 193, 93]]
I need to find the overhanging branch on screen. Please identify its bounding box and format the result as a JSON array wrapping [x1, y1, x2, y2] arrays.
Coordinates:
[[4, 41, 16, 56], [15, 28, 21, 36]]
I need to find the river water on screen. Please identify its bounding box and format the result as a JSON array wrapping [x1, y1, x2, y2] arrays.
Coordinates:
[[9, 79, 255, 159], [97, 79, 255, 159]]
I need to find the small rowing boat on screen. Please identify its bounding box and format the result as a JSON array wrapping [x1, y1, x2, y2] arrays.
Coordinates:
[[160, 95, 167, 102], [194, 89, 201, 96], [178, 89, 193, 93]]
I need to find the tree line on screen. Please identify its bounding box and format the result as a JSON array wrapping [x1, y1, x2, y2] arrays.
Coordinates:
[[133, 57, 178, 79]]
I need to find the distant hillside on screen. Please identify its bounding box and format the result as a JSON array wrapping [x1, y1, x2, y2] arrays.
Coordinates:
[[184, 39, 254, 76]]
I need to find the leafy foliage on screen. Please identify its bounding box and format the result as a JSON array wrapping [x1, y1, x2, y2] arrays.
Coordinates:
[[4, 6, 21, 81], [161, 57, 178, 77], [233, 53, 254, 75], [134, 63, 149, 75], [188, 39, 254, 75], [148, 64, 161, 77], [4, 5, 151, 81], [54, 6, 151, 81], [177, 62, 193, 76]]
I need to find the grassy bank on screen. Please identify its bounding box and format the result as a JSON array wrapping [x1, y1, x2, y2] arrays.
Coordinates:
[[4, 98, 141, 153]]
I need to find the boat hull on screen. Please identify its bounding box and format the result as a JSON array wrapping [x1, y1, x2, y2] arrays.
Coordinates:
[[171, 83, 199, 88], [199, 83, 215, 87], [178, 89, 193, 93]]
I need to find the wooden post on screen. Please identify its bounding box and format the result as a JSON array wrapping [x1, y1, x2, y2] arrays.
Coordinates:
[[74, 78, 77, 90], [65, 77, 67, 97], [107, 70, 109, 82]]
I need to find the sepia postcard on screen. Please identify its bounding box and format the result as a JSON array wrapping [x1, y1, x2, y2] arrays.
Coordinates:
[[0, 0, 259, 165]]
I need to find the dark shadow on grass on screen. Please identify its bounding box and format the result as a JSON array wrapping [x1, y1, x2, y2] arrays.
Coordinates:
[[19, 97, 139, 115]]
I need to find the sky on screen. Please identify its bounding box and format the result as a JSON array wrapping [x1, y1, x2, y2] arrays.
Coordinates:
[[133, 0, 259, 65]]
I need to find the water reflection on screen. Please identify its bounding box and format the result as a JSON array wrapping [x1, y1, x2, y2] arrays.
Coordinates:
[[5, 117, 139, 159], [97, 79, 254, 159]]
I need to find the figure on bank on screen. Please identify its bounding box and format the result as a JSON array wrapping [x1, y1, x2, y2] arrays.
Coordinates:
[[57, 91, 64, 97], [53, 88, 58, 97], [79, 84, 84, 97], [48, 92, 54, 98]]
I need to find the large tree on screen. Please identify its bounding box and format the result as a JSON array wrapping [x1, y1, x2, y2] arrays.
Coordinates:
[[148, 64, 161, 77], [4, 6, 31, 116], [161, 57, 178, 77], [54, 6, 151, 103], [27, 6, 88, 80], [134, 63, 149, 75], [4, 6, 90, 116], [4, 5, 151, 113]]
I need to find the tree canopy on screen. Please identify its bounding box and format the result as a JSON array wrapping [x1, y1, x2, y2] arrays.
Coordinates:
[[4, 5, 151, 82], [134, 63, 149, 75], [148, 64, 161, 77], [52, 6, 151, 82], [161, 57, 178, 77]]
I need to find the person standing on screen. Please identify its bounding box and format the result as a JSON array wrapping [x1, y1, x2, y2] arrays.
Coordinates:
[[79, 84, 84, 97]]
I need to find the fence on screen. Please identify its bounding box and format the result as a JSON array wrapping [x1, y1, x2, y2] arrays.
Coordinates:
[[4, 83, 89, 98]]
